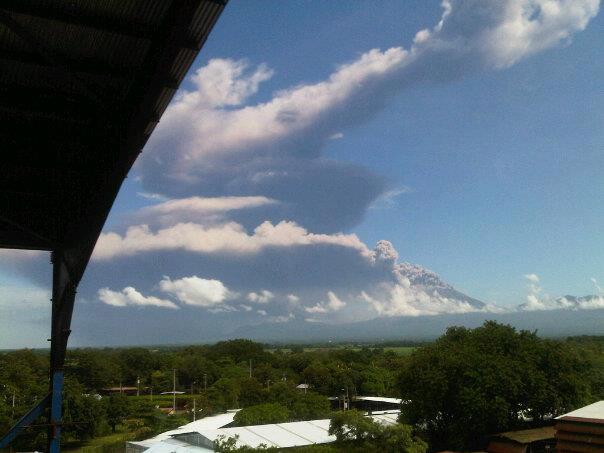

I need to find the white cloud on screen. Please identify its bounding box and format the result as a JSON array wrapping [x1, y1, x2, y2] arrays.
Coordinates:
[[370, 186, 413, 209], [145, 47, 409, 174], [361, 284, 488, 317], [159, 275, 234, 307], [287, 294, 300, 303], [520, 273, 546, 310], [519, 275, 604, 312], [257, 309, 267, 316], [93, 220, 370, 260], [247, 290, 274, 304], [591, 277, 603, 294], [140, 0, 599, 191], [329, 132, 344, 140], [98, 287, 178, 309], [188, 58, 273, 108], [239, 304, 253, 312], [136, 196, 278, 225], [267, 313, 295, 323], [305, 291, 346, 314], [137, 191, 169, 201]]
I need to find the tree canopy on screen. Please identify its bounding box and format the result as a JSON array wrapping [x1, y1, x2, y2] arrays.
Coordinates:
[[398, 321, 592, 450]]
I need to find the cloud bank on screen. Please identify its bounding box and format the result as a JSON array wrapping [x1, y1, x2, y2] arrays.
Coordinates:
[[98, 287, 178, 309], [137, 0, 599, 232], [3, 1, 601, 346], [93, 220, 370, 260]]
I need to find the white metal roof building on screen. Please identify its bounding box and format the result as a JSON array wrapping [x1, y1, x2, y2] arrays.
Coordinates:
[[131, 410, 401, 452], [355, 396, 403, 405], [126, 411, 239, 453], [180, 419, 335, 450]]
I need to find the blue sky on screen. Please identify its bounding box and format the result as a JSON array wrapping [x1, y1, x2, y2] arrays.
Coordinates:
[[2, 0, 604, 348]]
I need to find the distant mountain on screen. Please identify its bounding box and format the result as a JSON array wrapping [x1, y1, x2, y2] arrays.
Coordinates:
[[395, 262, 486, 309], [230, 309, 604, 343]]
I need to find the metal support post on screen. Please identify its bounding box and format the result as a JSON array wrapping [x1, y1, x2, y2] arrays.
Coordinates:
[[47, 251, 77, 453], [48, 371, 64, 453]]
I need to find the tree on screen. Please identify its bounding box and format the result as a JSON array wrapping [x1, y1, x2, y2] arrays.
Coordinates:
[[208, 378, 241, 411], [62, 378, 108, 441], [329, 410, 427, 453], [289, 392, 331, 420], [398, 321, 591, 450], [360, 367, 394, 396], [329, 410, 378, 443], [105, 393, 130, 432], [233, 403, 290, 426], [239, 378, 267, 406]]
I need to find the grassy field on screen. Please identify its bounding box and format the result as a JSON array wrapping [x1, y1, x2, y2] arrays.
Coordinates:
[[268, 345, 417, 355], [63, 430, 134, 453], [382, 346, 416, 355]]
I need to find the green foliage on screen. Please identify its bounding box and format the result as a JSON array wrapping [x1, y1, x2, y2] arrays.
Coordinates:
[[289, 392, 331, 420], [239, 378, 266, 406], [398, 321, 592, 450], [208, 377, 241, 411], [215, 434, 274, 452], [233, 403, 290, 426], [329, 410, 378, 442], [329, 410, 427, 453], [360, 367, 394, 396], [105, 394, 130, 432], [63, 378, 109, 441], [1, 333, 600, 452]]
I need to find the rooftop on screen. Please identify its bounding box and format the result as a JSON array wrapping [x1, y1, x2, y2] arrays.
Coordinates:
[[495, 426, 555, 444], [355, 396, 403, 405], [556, 400, 604, 422], [139, 410, 400, 452]]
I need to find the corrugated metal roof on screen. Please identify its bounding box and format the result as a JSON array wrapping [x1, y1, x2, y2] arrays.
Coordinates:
[[0, 0, 226, 258], [496, 426, 555, 444], [371, 412, 400, 426], [183, 411, 401, 450], [143, 438, 213, 453], [355, 396, 403, 404], [196, 419, 334, 449], [130, 411, 238, 446], [136, 411, 403, 452], [556, 400, 604, 421]]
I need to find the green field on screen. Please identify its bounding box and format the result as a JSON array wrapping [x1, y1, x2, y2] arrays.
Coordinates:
[[267, 345, 417, 355]]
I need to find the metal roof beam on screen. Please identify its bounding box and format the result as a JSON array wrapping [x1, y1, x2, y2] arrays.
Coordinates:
[[1, 3, 202, 51], [2, 2, 158, 39]]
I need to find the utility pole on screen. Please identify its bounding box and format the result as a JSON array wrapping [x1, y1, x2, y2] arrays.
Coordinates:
[[136, 376, 140, 397], [203, 373, 207, 391], [172, 369, 176, 415], [193, 398, 196, 421], [249, 359, 252, 378]]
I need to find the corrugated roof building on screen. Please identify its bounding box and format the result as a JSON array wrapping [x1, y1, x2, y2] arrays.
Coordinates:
[[126, 410, 239, 453], [555, 400, 604, 452], [132, 410, 400, 452]]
